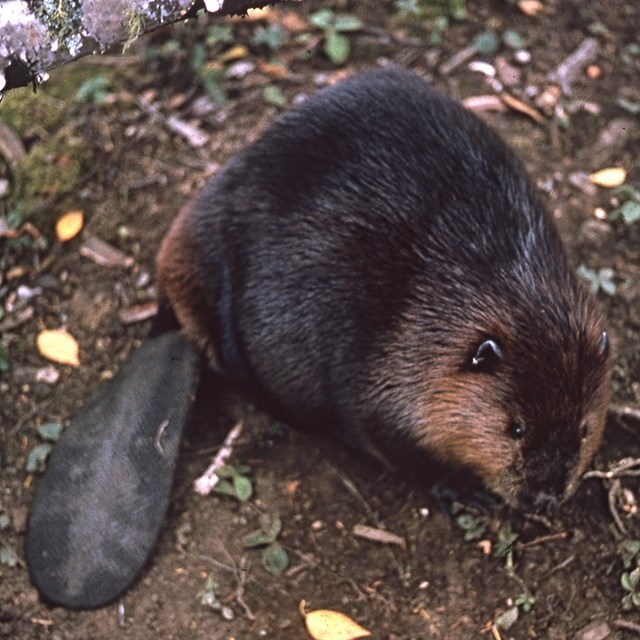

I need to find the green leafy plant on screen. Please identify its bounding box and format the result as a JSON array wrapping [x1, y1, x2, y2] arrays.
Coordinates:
[[251, 24, 288, 50], [494, 522, 519, 573], [213, 464, 253, 502], [621, 540, 640, 610], [610, 184, 640, 225], [394, 0, 467, 20], [452, 502, 488, 541], [263, 84, 287, 107], [198, 576, 234, 620], [25, 422, 64, 473], [243, 514, 289, 576], [190, 42, 227, 105], [514, 591, 535, 613], [576, 265, 617, 296], [308, 9, 363, 65], [0, 545, 18, 568], [75, 75, 110, 103]]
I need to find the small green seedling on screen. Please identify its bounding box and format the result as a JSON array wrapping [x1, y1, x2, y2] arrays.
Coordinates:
[[243, 514, 289, 576], [456, 512, 488, 541], [621, 540, 640, 610], [75, 75, 110, 103], [610, 184, 640, 225], [394, 0, 467, 20], [514, 591, 535, 613], [251, 24, 288, 50], [213, 464, 253, 502], [308, 9, 363, 65], [0, 545, 18, 567], [26, 422, 64, 473], [190, 43, 226, 105], [198, 576, 234, 620], [494, 522, 519, 573], [576, 265, 617, 297]]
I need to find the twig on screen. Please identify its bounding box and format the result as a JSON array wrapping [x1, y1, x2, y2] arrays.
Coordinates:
[[194, 420, 244, 495], [614, 619, 640, 636], [547, 37, 600, 95], [520, 531, 570, 548], [136, 96, 209, 148], [439, 44, 478, 75], [234, 556, 255, 621], [610, 404, 640, 424], [544, 555, 575, 578], [583, 457, 640, 480], [583, 457, 640, 535], [352, 524, 406, 549]]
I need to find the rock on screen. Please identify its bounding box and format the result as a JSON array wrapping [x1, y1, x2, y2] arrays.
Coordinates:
[[576, 620, 611, 640]]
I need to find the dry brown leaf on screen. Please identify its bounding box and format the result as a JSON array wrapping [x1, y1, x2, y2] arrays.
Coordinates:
[[56, 210, 84, 242], [588, 167, 627, 188], [37, 329, 80, 367], [300, 601, 371, 640]]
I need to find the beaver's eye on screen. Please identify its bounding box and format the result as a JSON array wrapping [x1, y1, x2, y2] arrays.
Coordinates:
[[509, 421, 526, 440], [470, 339, 502, 372]]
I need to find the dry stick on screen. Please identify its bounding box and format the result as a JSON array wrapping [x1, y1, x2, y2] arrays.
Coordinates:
[[544, 555, 576, 579], [235, 556, 255, 621], [610, 403, 640, 424], [614, 619, 640, 636], [194, 420, 244, 495], [546, 36, 600, 95], [519, 531, 570, 548], [583, 457, 640, 536]]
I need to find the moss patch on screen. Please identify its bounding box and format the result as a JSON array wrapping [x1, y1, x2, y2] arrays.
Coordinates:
[[12, 127, 91, 225]]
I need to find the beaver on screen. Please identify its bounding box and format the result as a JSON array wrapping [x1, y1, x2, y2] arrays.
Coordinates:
[[26, 68, 611, 609]]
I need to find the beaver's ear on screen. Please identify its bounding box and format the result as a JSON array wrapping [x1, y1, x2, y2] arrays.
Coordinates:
[[470, 339, 503, 372]]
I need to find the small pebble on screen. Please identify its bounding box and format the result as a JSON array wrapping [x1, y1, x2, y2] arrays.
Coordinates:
[[577, 620, 611, 640], [514, 49, 532, 64]]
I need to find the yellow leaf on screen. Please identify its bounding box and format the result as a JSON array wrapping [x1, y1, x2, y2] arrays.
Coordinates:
[[300, 601, 371, 640], [218, 45, 249, 64], [56, 210, 84, 242], [37, 329, 80, 367], [588, 167, 627, 188]]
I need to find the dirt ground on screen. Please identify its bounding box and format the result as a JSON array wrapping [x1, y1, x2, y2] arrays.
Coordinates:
[[1, 1, 639, 638]]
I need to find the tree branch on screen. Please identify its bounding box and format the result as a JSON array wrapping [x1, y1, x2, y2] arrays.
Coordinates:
[[0, 0, 292, 96]]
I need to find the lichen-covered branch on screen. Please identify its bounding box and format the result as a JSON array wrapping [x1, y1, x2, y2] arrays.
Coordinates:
[[0, 0, 291, 97]]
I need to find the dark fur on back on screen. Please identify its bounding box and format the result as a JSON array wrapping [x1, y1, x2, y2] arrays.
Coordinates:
[[158, 68, 610, 508]]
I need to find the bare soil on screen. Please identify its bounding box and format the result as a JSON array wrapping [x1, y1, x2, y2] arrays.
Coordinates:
[[1, 1, 639, 638]]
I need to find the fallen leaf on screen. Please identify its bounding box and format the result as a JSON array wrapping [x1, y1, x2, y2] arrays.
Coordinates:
[[588, 167, 627, 188], [218, 45, 249, 64], [517, 0, 545, 16], [352, 523, 406, 548], [55, 210, 84, 242], [37, 329, 80, 367], [300, 601, 371, 640], [499, 92, 546, 124]]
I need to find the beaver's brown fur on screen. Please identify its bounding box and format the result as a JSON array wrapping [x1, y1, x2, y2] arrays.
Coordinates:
[[27, 68, 611, 610], [157, 67, 611, 510]]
